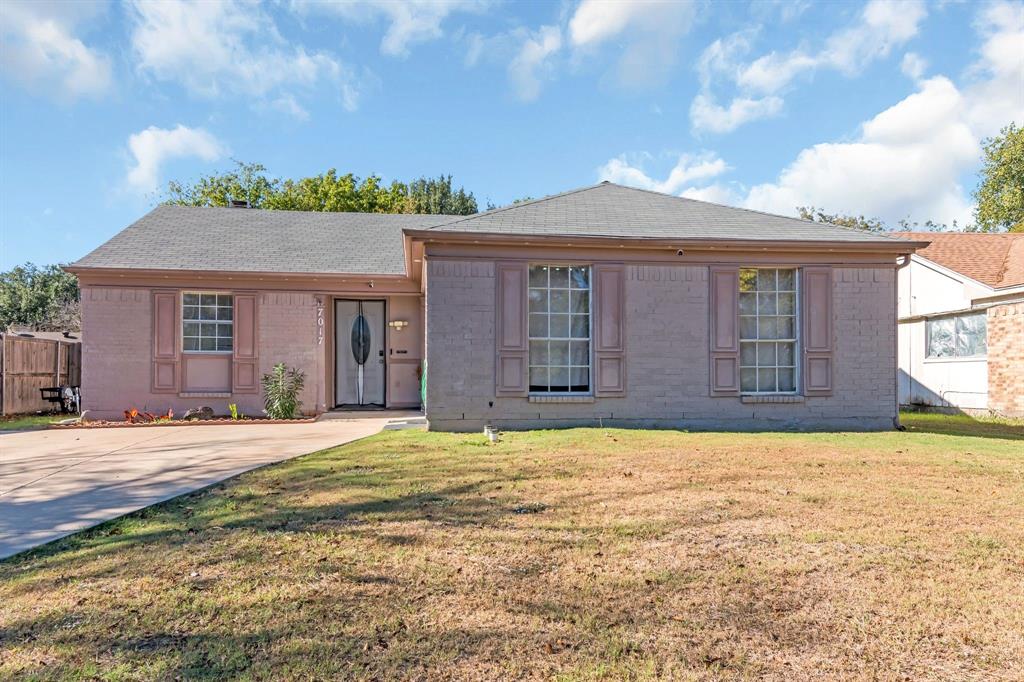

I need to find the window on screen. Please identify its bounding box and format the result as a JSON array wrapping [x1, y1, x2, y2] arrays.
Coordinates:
[[182, 292, 233, 352], [926, 312, 986, 358], [528, 265, 590, 393], [739, 268, 798, 393]]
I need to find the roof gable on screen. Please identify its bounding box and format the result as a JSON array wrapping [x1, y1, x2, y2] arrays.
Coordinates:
[[891, 232, 1024, 289], [424, 182, 908, 244]]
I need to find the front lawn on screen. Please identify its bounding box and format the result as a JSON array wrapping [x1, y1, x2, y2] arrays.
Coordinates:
[[0, 414, 70, 431], [2, 419, 1022, 680]]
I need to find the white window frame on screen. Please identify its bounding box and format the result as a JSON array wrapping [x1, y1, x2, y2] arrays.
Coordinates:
[[528, 264, 593, 395], [925, 312, 987, 359], [738, 267, 801, 395], [182, 291, 234, 354]]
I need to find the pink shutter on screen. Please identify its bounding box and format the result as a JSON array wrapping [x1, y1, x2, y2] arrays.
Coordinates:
[[233, 292, 259, 393], [709, 266, 740, 396], [495, 262, 528, 396], [152, 290, 179, 393], [802, 266, 833, 395], [593, 263, 626, 396]]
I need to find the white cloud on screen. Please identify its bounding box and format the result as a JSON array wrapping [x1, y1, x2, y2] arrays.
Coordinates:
[[293, 0, 486, 58], [689, 93, 783, 134], [125, 124, 226, 193], [963, 1, 1024, 137], [0, 0, 111, 100], [680, 183, 744, 205], [597, 152, 729, 195], [692, 0, 927, 132], [901, 52, 927, 79], [508, 25, 562, 102], [128, 0, 361, 115], [568, 0, 697, 87]]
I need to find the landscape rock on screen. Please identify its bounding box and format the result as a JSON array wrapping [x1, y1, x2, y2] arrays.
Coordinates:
[[183, 406, 215, 421]]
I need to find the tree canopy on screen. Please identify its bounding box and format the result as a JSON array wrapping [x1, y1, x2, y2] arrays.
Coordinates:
[[165, 161, 478, 216], [973, 123, 1024, 233], [0, 263, 80, 331]]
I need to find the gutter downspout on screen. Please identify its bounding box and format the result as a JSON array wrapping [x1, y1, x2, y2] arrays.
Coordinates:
[[893, 254, 913, 430]]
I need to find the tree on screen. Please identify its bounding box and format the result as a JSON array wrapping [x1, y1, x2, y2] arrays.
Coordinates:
[[973, 123, 1024, 232], [164, 161, 478, 215], [797, 206, 885, 232], [0, 263, 80, 331]]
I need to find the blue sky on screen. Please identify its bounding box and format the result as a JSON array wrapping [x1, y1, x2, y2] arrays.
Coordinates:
[[1, 0, 1021, 269]]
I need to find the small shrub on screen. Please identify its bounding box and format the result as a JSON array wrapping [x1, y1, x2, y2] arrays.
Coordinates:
[[261, 363, 305, 419], [228, 403, 240, 420]]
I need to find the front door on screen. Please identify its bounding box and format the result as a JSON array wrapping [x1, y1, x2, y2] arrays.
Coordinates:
[[335, 299, 386, 407]]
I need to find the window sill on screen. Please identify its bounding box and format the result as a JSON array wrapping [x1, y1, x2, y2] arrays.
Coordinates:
[[741, 394, 804, 404], [180, 392, 232, 398], [529, 395, 595, 404], [923, 356, 987, 364]]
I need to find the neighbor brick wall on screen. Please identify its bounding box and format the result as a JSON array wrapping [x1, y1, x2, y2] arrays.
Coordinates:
[[424, 260, 897, 431], [80, 287, 325, 420], [987, 302, 1024, 417]]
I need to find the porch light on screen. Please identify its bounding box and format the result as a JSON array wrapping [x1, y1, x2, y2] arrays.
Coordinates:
[[388, 320, 409, 330]]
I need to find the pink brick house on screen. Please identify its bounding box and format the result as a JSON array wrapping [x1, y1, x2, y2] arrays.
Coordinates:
[[68, 183, 926, 430]]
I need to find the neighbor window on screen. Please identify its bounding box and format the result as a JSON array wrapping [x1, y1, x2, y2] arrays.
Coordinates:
[[182, 292, 233, 352], [739, 268, 798, 393], [528, 265, 590, 393], [926, 312, 986, 358]]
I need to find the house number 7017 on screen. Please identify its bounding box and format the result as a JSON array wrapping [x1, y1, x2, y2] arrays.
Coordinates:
[[316, 299, 324, 345]]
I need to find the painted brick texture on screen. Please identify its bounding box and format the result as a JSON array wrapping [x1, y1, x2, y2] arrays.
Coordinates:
[[425, 261, 897, 431], [80, 287, 324, 419], [987, 302, 1024, 417]]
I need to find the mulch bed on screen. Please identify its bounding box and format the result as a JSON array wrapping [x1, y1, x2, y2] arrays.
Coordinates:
[[52, 417, 317, 429]]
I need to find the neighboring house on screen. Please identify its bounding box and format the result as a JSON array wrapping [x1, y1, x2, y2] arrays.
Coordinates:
[[67, 182, 925, 430], [892, 232, 1024, 417]]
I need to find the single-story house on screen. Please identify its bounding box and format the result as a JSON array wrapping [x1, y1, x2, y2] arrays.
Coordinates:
[[68, 182, 926, 430], [892, 231, 1024, 416]]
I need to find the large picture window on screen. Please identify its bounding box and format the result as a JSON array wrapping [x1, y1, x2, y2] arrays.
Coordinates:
[[739, 268, 798, 394], [528, 265, 590, 393], [183, 292, 233, 352], [927, 312, 986, 358]]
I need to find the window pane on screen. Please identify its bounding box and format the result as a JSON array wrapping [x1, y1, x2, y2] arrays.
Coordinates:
[[777, 269, 795, 291], [183, 337, 199, 351], [200, 293, 217, 306], [200, 305, 217, 320], [570, 367, 589, 390], [570, 315, 589, 338], [757, 269, 776, 291], [571, 289, 589, 314], [183, 322, 200, 337], [955, 313, 987, 357], [529, 367, 548, 389], [778, 316, 795, 339], [183, 293, 199, 306], [778, 292, 795, 314], [218, 305, 233, 321], [529, 289, 547, 312], [549, 314, 569, 338], [529, 266, 548, 287], [217, 337, 233, 352], [549, 267, 569, 288], [549, 366, 569, 390], [183, 305, 198, 320], [740, 368, 757, 391], [757, 342, 776, 366], [757, 368, 777, 392], [570, 341, 589, 366], [739, 292, 756, 315], [217, 294, 233, 307], [757, 292, 777, 314], [740, 342, 756, 366], [549, 340, 570, 365], [778, 368, 796, 392], [758, 316, 778, 339], [550, 289, 569, 313], [529, 314, 548, 338], [570, 267, 589, 289], [217, 323, 233, 338], [201, 322, 217, 337], [927, 318, 954, 357], [778, 342, 794, 366], [739, 269, 757, 292], [740, 316, 757, 340], [200, 337, 216, 351], [530, 341, 549, 365]]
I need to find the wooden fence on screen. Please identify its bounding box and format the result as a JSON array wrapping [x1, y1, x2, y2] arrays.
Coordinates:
[[0, 333, 82, 415]]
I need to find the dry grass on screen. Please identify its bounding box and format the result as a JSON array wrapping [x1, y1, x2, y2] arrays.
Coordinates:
[[2, 416, 1023, 680]]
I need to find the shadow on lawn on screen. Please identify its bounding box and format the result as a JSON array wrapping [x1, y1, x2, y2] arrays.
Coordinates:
[[900, 412, 1024, 441]]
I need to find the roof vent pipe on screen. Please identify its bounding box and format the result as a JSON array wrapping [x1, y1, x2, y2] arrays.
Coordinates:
[[230, 199, 250, 208]]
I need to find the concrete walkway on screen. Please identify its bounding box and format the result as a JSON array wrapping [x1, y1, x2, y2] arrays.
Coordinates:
[[0, 415, 416, 559]]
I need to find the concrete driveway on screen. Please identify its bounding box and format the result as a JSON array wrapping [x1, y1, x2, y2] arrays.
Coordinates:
[[0, 414, 417, 559]]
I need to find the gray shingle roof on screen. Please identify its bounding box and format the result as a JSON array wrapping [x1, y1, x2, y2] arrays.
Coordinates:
[[424, 182, 908, 243], [72, 205, 457, 275]]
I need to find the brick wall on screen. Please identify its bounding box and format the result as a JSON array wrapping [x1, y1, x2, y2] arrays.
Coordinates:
[[425, 261, 897, 431], [987, 302, 1024, 417]]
